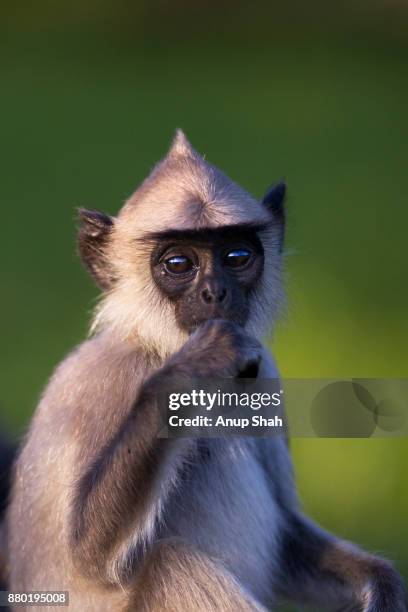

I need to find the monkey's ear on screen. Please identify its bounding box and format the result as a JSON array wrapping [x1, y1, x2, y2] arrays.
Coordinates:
[[262, 181, 286, 217], [78, 209, 115, 291], [262, 181, 286, 252]]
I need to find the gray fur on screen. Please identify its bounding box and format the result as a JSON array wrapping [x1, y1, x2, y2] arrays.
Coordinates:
[[6, 132, 406, 611]]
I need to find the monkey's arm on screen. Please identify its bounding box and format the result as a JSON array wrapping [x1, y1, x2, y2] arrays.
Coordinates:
[[70, 320, 261, 584], [258, 350, 406, 610], [70, 372, 190, 582], [275, 511, 407, 611]]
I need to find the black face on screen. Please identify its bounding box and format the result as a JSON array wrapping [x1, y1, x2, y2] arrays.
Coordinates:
[[150, 225, 264, 333]]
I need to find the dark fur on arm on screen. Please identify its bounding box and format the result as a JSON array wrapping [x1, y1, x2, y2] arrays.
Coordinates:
[[70, 367, 192, 583], [275, 511, 407, 611]]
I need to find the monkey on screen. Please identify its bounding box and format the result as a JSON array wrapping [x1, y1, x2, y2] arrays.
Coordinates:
[[5, 130, 407, 611]]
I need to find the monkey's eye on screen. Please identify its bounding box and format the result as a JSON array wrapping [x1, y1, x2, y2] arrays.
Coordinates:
[[224, 248, 251, 269], [164, 255, 194, 275]]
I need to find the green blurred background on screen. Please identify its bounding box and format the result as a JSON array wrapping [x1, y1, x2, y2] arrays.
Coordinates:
[[1, 1, 407, 606]]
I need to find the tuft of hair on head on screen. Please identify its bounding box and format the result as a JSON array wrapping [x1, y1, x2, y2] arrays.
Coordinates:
[[169, 128, 197, 159]]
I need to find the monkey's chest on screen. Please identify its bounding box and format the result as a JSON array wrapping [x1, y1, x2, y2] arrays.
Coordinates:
[[160, 439, 279, 603]]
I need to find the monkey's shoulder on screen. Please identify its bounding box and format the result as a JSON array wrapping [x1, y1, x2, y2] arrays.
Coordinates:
[[30, 334, 156, 435]]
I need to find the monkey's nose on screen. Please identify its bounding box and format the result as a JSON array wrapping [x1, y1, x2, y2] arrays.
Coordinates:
[[201, 285, 227, 304]]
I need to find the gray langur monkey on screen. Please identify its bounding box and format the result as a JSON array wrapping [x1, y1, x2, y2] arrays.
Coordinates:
[[4, 131, 407, 611]]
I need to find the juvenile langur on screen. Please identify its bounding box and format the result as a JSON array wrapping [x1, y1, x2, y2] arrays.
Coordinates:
[[5, 132, 407, 611]]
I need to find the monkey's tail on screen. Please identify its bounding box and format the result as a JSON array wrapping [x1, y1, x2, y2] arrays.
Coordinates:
[[0, 433, 17, 591], [0, 435, 15, 520]]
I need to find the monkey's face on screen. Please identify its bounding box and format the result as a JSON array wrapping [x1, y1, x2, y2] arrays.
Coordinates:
[[79, 131, 285, 355], [150, 226, 264, 333]]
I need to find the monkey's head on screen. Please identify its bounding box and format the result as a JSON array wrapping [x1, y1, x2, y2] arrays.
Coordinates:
[[79, 130, 286, 356]]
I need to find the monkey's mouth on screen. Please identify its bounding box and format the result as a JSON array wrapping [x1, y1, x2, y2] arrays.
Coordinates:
[[188, 314, 243, 334], [176, 301, 249, 335]]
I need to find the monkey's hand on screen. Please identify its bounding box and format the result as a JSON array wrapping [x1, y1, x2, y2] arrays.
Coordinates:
[[362, 560, 408, 611], [166, 319, 263, 380]]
